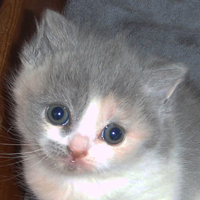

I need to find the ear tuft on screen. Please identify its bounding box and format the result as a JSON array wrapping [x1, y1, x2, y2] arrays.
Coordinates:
[[144, 62, 187, 100], [20, 10, 77, 69]]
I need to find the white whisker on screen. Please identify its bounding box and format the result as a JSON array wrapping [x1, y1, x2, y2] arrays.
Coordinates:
[[0, 154, 48, 182], [0, 142, 38, 146], [0, 153, 37, 168], [0, 148, 42, 158]]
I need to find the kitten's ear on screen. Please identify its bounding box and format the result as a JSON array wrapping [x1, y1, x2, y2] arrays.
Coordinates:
[[21, 10, 77, 68], [144, 62, 187, 101]]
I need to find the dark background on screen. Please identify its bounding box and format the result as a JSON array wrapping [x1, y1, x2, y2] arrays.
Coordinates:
[[0, 0, 67, 199]]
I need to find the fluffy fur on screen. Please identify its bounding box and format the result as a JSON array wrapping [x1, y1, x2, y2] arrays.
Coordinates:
[[13, 8, 200, 200]]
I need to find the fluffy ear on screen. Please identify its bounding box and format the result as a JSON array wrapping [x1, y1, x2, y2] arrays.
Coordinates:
[[21, 10, 77, 68], [143, 61, 187, 101]]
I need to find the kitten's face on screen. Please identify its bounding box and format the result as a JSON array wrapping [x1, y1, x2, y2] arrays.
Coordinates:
[[14, 53, 151, 174], [13, 10, 186, 175]]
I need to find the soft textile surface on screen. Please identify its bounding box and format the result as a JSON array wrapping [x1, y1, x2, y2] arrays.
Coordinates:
[[65, 0, 200, 86]]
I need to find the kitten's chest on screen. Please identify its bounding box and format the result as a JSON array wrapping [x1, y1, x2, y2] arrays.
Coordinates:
[[23, 150, 180, 200]]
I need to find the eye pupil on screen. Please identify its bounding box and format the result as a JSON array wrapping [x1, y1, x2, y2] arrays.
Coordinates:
[[110, 128, 122, 141], [101, 124, 125, 145], [46, 104, 69, 125], [52, 107, 64, 120]]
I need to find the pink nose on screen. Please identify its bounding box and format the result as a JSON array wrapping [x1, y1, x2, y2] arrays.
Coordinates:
[[68, 134, 90, 161]]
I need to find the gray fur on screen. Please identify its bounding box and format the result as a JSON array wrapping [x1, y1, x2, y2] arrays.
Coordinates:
[[13, 7, 200, 200], [65, 0, 200, 87]]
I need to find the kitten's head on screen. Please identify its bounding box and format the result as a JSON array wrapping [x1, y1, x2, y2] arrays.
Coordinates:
[[13, 10, 187, 175]]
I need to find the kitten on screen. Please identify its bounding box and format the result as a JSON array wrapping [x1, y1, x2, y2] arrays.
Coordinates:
[[13, 9, 200, 200]]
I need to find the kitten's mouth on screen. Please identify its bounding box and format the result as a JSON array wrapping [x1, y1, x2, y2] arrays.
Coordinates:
[[59, 154, 93, 172], [63, 141, 92, 170], [70, 149, 88, 162]]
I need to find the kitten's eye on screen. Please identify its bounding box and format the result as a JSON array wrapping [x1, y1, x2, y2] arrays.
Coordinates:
[[101, 124, 125, 145], [46, 105, 69, 125]]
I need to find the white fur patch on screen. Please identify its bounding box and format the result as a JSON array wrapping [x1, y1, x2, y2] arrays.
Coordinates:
[[44, 125, 69, 145], [77, 99, 100, 140]]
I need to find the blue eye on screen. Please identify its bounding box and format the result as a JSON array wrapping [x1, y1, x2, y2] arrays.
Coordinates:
[[101, 124, 125, 145], [47, 105, 69, 125]]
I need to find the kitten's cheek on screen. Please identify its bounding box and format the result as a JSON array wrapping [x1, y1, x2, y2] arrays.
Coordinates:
[[88, 143, 114, 166]]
